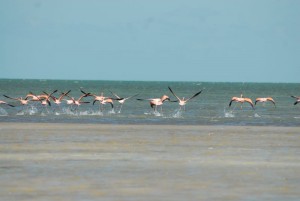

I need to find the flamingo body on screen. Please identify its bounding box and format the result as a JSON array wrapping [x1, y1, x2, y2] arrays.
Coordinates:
[[229, 96, 254, 109], [168, 86, 202, 110], [255, 97, 276, 106]]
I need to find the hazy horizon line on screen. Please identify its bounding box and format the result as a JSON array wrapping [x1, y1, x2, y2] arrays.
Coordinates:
[[0, 77, 299, 84]]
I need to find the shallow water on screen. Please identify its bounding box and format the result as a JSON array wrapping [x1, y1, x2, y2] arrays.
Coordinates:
[[0, 79, 299, 126], [0, 123, 299, 201]]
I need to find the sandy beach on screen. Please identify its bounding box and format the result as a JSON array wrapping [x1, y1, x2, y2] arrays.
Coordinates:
[[0, 122, 299, 201]]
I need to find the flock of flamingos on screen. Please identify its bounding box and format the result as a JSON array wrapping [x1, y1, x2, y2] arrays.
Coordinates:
[[0, 86, 300, 113]]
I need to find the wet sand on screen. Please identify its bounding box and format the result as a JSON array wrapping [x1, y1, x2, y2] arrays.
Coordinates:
[[0, 122, 299, 201]]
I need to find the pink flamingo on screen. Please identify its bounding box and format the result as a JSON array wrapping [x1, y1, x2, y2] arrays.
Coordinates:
[[168, 86, 202, 111], [229, 93, 254, 109]]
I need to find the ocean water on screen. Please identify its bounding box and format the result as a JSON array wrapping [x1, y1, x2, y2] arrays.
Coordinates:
[[0, 79, 299, 126]]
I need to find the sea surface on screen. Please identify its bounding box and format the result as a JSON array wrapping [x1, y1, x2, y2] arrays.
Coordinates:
[[0, 79, 299, 126]]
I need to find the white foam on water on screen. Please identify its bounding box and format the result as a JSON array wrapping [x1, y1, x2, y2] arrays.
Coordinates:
[[16, 111, 25, 116], [15, 106, 39, 116], [62, 107, 76, 115], [79, 110, 104, 116], [224, 111, 235, 118], [144, 111, 163, 117], [172, 109, 183, 118], [153, 111, 162, 117], [254, 113, 261, 118], [61, 107, 108, 116], [26, 106, 39, 115], [108, 109, 115, 114], [0, 108, 8, 116], [89, 111, 104, 116]]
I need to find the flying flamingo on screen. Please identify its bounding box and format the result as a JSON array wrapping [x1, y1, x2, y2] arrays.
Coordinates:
[[41, 90, 71, 113], [63, 93, 89, 113], [291, 96, 300, 105], [46, 90, 71, 105], [0, 100, 15, 107], [81, 90, 118, 112], [255, 97, 276, 107], [3, 95, 31, 105], [109, 90, 139, 113], [25, 92, 40, 101], [65, 93, 90, 107], [25, 92, 52, 109], [99, 98, 114, 111], [168, 86, 202, 111], [25, 92, 48, 101], [64, 99, 75, 105], [229, 93, 254, 110], [38, 90, 58, 106], [81, 90, 107, 103], [137, 95, 170, 113]]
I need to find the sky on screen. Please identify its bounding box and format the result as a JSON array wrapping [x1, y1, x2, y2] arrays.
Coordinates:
[[0, 0, 299, 83]]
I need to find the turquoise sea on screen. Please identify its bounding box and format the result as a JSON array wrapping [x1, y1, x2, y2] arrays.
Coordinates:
[[0, 79, 299, 126]]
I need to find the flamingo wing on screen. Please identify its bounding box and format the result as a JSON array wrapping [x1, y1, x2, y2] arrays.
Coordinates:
[[137, 98, 154, 101], [58, 90, 71, 100], [229, 99, 235, 107], [3, 95, 18, 101], [168, 86, 181, 101], [109, 90, 121, 99], [80, 90, 93, 97], [124, 93, 139, 101], [291, 95, 300, 99], [0, 101, 15, 107], [78, 93, 91, 101], [186, 90, 202, 102], [267, 98, 276, 106], [245, 98, 254, 109], [7, 103, 15, 107], [93, 100, 99, 105]]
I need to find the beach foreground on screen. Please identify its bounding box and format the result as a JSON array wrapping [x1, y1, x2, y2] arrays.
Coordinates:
[[0, 123, 299, 201]]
